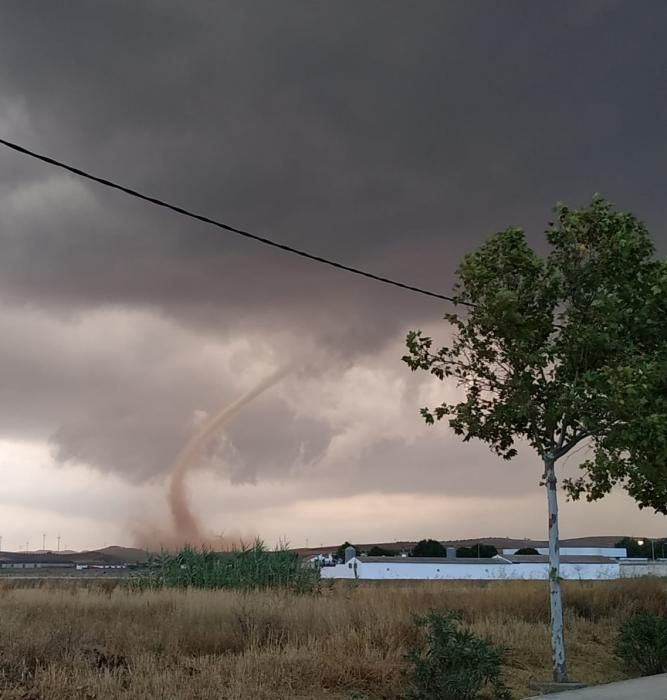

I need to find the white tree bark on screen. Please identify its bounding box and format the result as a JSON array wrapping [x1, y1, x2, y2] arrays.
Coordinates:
[[545, 454, 567, 682]]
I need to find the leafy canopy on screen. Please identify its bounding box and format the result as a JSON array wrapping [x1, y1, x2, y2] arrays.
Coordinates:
[[456, 544, 498, 558], [615, 537, 666, 560], [367, 545, 397, 557], [412, 539, 447, 557], [404, 198, 667, 511]]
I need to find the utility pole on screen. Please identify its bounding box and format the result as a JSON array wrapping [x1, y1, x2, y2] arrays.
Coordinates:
[[0, 535, 3, 552], [42, 533, 46, 551], [57, 535, 61, 552]]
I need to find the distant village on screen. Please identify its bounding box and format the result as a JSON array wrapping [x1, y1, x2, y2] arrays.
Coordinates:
[[3, 536, 663, 582], [297, 536, 667, 581]]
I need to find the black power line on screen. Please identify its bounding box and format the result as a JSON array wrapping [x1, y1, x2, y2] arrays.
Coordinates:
[[0, 137, 458, 304]]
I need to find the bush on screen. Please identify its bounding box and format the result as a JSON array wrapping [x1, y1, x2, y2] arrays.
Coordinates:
[[367, 546, 397, 557], [402, 611, 510, 699], [457, 544, 498, 558], [615, 614, 667, 676], [515, 547, 540, 555]]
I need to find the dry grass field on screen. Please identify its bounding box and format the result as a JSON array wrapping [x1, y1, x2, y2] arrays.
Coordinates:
[[0, 577, 665, 699]]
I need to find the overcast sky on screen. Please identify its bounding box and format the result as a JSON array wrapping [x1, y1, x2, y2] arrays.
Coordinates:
[[1, 2, 666, 551]]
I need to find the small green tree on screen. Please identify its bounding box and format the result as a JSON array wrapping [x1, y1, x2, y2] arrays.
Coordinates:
[[412, 539, 447, 557], [615, 537, 649, 558], [615, 537, 666, 560], [404, 198, 667, 682]]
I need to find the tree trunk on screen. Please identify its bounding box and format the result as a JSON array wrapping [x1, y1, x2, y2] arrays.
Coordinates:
[[545, 454, 567, 682]]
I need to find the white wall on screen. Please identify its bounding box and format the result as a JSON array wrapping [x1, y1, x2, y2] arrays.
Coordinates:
[[320, 559, 620, 581], [359, 561, 514, 580], [620, 561, 667, 578], [320, 563, 357, 579], [560, 562, 619, 580]]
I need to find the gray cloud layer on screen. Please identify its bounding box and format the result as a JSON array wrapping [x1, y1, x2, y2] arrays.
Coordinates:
[[0, 2, 665, 504]]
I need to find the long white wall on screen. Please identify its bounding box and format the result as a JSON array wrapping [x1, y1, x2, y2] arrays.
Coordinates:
[[358, 561, 514, 581], [620, 561, 667, 578], [320, 559, 620, 581], [320, 563, 356, 580]]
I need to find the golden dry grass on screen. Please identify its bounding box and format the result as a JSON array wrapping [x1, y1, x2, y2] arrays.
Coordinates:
[[0, 577, 665, 699]]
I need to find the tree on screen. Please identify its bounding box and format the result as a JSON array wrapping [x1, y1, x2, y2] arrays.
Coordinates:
[[514, 547, 540, 555], [367, 545, 397, 557], [412, 539, 447, 557], [615, 537, 667, 560], [456, 544, 498, 558], [403, 198, 667, 682]]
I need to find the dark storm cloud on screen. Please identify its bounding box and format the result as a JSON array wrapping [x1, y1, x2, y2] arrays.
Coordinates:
[[0, 2, 665, 495], [1, 2, 664, 316]]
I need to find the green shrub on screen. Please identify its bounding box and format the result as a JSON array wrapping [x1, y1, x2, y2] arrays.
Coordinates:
[[514, 547, 540, 555], [402, 611, 510, 700], [615, 614, 667, 676]]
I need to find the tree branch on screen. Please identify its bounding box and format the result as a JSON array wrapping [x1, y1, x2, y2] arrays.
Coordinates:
[[554, 432, 590, 460]]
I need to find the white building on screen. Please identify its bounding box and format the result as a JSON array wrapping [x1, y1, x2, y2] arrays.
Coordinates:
[[306, 553, 335, 566], [320, 554, 621, 581]]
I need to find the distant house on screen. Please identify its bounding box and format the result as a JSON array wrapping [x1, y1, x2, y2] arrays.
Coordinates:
[[0, 554, 75, 569], [306, 553, 335, 567]]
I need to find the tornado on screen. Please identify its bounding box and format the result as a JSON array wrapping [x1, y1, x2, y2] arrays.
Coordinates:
[[168, 367, 290, 544]]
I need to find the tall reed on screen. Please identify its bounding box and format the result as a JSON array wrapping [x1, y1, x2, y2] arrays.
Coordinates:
[[131, 540, 320, 593]]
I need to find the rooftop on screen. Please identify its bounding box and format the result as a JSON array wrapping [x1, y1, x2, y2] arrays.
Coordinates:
[[358, 556, 508, 565], [503, 555, 617, 564], [0, 554, 75, 565], [354, 555, 618, 565]]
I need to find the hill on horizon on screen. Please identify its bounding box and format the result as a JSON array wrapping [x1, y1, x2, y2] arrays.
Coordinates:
[[293, 535, 631, 557]]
